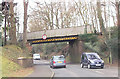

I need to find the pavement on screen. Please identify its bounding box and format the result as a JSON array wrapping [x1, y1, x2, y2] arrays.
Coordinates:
[[27, 60, 54, 77]]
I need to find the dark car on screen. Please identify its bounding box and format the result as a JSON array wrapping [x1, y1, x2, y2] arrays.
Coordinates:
[[50, 55, 66, 69], [80, 52, 104, 69]]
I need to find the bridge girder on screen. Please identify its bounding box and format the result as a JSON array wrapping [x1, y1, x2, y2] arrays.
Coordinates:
[[27, 35, 78, 44]]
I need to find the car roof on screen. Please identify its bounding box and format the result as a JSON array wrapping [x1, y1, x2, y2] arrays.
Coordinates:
[[33, 54, 40, 55], [53, 55, 64, 57], [83, 52, 98, 55]]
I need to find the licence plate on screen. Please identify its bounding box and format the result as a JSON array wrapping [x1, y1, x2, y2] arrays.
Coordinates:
[[58, 61, 62, 63], [96, 64, 101, 66]]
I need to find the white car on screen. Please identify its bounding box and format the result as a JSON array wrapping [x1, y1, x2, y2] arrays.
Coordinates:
[[33, 54, 40, 60]]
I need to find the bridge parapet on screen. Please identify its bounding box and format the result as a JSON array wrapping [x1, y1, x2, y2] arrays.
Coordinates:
[[27, 26, 92, 40]]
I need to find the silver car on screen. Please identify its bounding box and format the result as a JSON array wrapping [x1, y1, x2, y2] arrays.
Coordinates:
[[50, 55, 66, 68]]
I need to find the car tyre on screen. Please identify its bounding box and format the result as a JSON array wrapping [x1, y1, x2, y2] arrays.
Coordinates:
[[101, 66, 104, 69], [52, 66, 55, 69], [81, 63, 84, 68], [88, 64, 91, 69], [64, 66, 66, 68]]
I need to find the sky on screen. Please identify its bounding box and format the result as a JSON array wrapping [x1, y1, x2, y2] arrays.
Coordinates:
[[1, 0, 94, 33], [0, 0, 119, 33]]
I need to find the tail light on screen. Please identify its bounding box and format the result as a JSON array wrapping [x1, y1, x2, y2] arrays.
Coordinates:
[[53, 61, 55, 64], [64, 60, 66, 63]]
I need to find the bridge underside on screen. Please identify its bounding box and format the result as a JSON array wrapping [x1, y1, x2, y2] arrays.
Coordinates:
[[25, 26, 92, 63], [27, 35, 78, 44], [27, 35, 83, 63]]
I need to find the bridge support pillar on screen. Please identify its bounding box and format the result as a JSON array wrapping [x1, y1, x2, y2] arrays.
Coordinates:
[[69, 40, 84, 63]]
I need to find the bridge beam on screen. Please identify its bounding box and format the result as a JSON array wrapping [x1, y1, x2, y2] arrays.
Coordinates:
[[69, 40, 84, 63]]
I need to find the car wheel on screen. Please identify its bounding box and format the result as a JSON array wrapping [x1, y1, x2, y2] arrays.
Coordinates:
[[81, 63, 84, 68], [101, 66, 104, 69], [64, 66, 66, 68], [52, 66, 55, 69], [88, 64, 91, 69]]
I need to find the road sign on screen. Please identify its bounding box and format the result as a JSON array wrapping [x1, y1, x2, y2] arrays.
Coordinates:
[[42, 34, 47, 40]]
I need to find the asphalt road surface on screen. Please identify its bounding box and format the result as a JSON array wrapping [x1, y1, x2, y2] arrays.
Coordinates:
[[33, 60, 118, 77], [51, 64, 118, 77], [28, 60, 52, 77]]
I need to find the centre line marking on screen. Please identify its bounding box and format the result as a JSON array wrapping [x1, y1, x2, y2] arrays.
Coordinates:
[[95, 71, 104, 74]]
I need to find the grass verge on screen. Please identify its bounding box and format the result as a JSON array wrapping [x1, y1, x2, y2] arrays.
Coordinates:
[[0, 45, 34, 77]]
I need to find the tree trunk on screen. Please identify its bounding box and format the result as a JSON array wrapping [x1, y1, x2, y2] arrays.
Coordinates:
[[90, 3, 95, 33], [97, 1, 113, 64], [55, 8, 59, 29], [104, 0, 107, 28], [93, 6, 99, 32], [23, 0, 28, 47], [9, 0, 17, 45], [60, 13, 64, 28], [97, 1, 107, 38], [50, 2, 54, 30], [116, 1, 120, 27]]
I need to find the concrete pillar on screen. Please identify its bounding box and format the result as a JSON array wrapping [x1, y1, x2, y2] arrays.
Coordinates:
[[69, 40, 84, 63]]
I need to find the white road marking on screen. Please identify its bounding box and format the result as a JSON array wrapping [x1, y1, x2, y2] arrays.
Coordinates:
[[95, 71, 104, 74]]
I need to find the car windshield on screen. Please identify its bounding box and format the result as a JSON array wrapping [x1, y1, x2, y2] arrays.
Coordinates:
[[34, 54, 40, 56], [54, 56, 65, 60], [87, 54, 100, 59]]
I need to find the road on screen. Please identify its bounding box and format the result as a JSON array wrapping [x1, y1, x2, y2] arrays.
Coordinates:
[[32, 60, 118, 78], [51, 64, 118, 77], [28, 60, 52, 77]]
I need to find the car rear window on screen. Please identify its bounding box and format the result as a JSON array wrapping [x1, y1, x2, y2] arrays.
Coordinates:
[[34, 54, 40, 56], [53, 56, 65, 60]]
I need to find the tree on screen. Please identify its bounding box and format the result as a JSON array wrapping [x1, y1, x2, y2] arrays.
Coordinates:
[[9, 0, 17, 45], [111, 0, 120, 27], [28, 2, 76, 32], [97, 1, 108, 38], [0, 11, 3, 46], [23, 0, 28, 47], [0, 13, 3, 26], [116, 1, 120, 27], [75, 1, 91, 33], [96, 1, 117, 64]]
